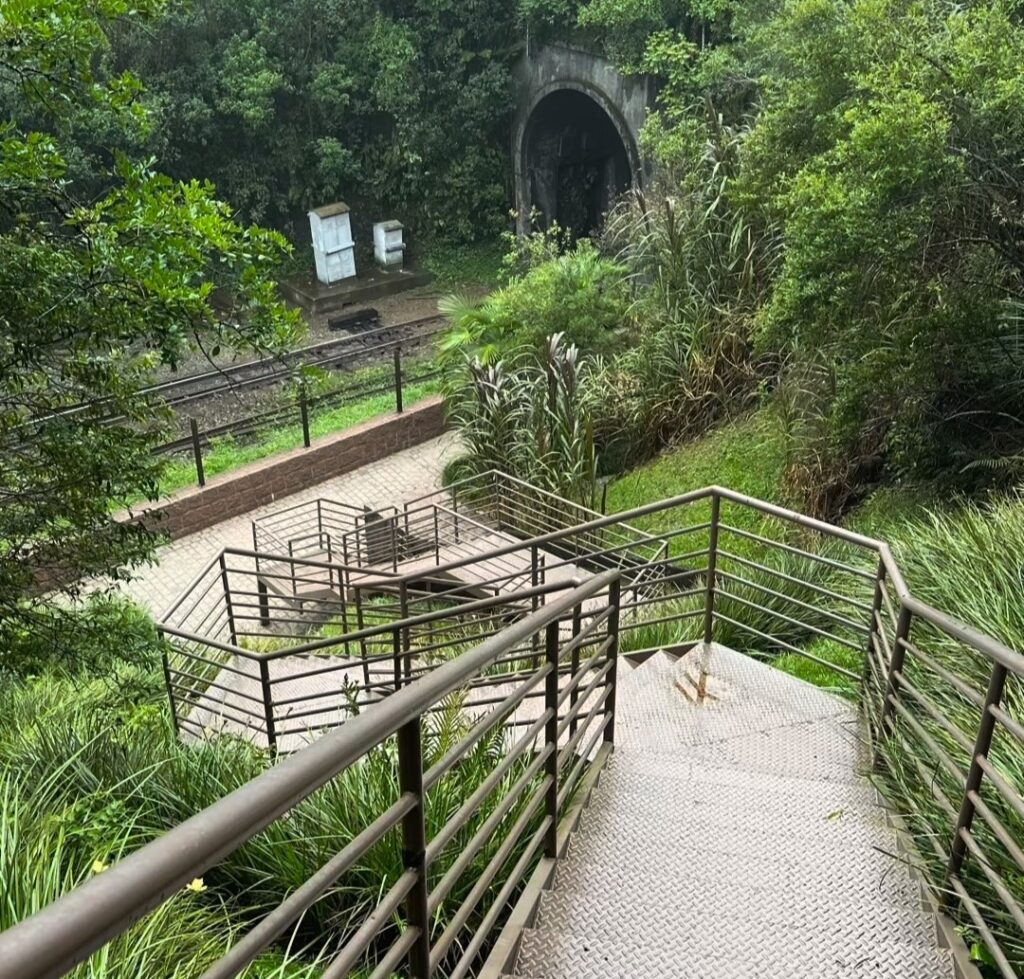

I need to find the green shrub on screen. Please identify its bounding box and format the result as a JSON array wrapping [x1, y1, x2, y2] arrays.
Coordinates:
[[439, 240, 628, 365]]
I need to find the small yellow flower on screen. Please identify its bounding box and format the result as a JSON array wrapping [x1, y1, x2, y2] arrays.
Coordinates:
[[185, 877, 207, 893], [91, 859, 109, 875]]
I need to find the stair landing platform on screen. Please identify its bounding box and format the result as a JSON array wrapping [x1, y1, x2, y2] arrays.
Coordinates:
[[498, 644, 959, 979]]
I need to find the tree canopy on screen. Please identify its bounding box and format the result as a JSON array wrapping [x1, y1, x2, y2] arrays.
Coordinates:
[[0, 0, 301, 616]]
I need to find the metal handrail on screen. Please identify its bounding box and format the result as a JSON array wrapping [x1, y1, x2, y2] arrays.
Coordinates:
[[0, 571, 621, 979]]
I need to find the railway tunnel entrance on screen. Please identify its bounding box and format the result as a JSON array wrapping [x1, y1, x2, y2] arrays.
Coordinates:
[[521, 88, 635, 239]]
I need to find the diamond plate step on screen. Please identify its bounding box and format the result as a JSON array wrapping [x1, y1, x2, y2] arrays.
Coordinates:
[[500, 645, 954, 979], [534, 874, 940, 949], [515, 925, 954, 979]]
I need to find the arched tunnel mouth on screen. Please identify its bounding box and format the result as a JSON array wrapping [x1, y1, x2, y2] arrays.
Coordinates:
[[523, 88, 635, 240]]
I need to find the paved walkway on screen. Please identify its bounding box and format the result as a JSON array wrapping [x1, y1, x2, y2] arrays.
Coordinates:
[[109, 433, 462, 616]]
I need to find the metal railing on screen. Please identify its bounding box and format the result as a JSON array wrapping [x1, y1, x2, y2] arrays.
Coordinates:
[[4, 480, 1024, 975], [245, 481, 1024, 974], [0, 573, 622, 979], [164, 340, 440, 488]]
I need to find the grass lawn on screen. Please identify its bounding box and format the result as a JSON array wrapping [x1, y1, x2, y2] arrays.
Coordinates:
[[604, 409, 791, 562], [156, 378, 440, 496]]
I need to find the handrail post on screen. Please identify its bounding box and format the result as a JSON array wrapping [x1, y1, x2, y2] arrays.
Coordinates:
[[400, 580, 411, 682], [259, 658, 277, 755], [433, 505, 440, 565], [943, 662, 1008, 907], [299, 390, 311, 448], [569, 601, 582, 739], [605, 576, 621, 745], [544, 619, 560, 858], [393, 345, 404, 414], [397, 718, 431, 978], [219, 554, 237, 646], [190, 417, 206, 487], [390, 517, 398, 573], [863, 556, 886, 693], [451, 486, 460, 544], [392, 626, 403, 692], [703, 492, 721, 645], [531, 545, 540, 665], [877, 604, 913, 747], [161, 646, 180, 736]]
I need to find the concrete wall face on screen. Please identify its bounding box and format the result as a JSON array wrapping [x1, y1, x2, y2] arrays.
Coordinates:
[[512, 44, 654, 235]]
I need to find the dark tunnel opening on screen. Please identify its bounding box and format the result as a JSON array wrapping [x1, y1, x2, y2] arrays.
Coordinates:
[[523, 89, 634, 240]]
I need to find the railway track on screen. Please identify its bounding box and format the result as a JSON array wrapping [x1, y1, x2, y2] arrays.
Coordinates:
[[142, 313, 446, 413]]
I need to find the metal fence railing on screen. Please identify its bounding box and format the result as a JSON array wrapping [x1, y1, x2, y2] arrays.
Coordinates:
[[160, 339, 441, 488], [0, 573, 622, 979], [2, 480, 1023, 976]]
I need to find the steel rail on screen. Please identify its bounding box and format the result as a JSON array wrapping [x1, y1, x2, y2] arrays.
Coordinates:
[[0, 571, 618, 979]]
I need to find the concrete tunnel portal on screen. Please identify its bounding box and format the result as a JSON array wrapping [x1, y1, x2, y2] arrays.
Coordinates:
[[520, 87, 637, 239]]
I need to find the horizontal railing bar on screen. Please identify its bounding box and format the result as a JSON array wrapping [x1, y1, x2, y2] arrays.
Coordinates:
[[885, 695, 968, 785], [362, 927, 421, 979], [619, 608, 704, 631], [891, 671, 976, 756], [897, 638, 988, 710], [716, 569, 869, 635], [975, 755, 1024, 822], [715, 548, 872, 612], [426, 714, 552, 864], [946, 876, 1017, 979], [557, 714, 612, 811], [261, 581, 579, 660], [166, 669, 266, 706], [427, 743, 551, 912], [715, 588, 864, 652], [423, 667, 550, 791], [717, 523, 876, 581], [428, 778, 551, 967], [318, 867, 418, 979], [445, 815, 551, 979], [712, 612, 861, 681], [197, 793, 415, 979], [555, 651, 611, 714], [969, 790, 1024, 876], [556, 661, 613, 741], [989, 702, 1024, 745], [557, 687, 611, 773], [957, 827, 1024, 933]]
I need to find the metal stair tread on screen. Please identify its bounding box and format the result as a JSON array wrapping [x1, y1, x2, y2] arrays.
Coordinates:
[[553, 830, 926, 907], [533, 876, 941, 948], [514, 924, 954, 979]]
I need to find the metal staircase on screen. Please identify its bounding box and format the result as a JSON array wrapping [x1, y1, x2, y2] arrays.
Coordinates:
[[4, 478, 1022, 979], [494, 646, 956, 979]]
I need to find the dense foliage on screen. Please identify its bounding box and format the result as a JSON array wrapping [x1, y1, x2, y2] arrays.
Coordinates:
[[0, 0, 300, 621], [108, 0, 519, 241], [445, 0, 1024, 517]]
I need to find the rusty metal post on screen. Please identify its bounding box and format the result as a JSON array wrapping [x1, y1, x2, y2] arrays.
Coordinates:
[[943, 662, 1008, 906], [397, 718, 431, 978], [190, 418, 206, 487]]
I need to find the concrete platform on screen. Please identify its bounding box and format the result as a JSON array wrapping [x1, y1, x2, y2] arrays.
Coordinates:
[[280, 268, 433, 317]]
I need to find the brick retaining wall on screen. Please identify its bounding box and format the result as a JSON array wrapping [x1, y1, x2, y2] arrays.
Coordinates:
[[130, 396, 447, 541]]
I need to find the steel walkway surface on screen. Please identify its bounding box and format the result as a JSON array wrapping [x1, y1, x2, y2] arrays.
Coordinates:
[[505, 645, 955, 979]]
